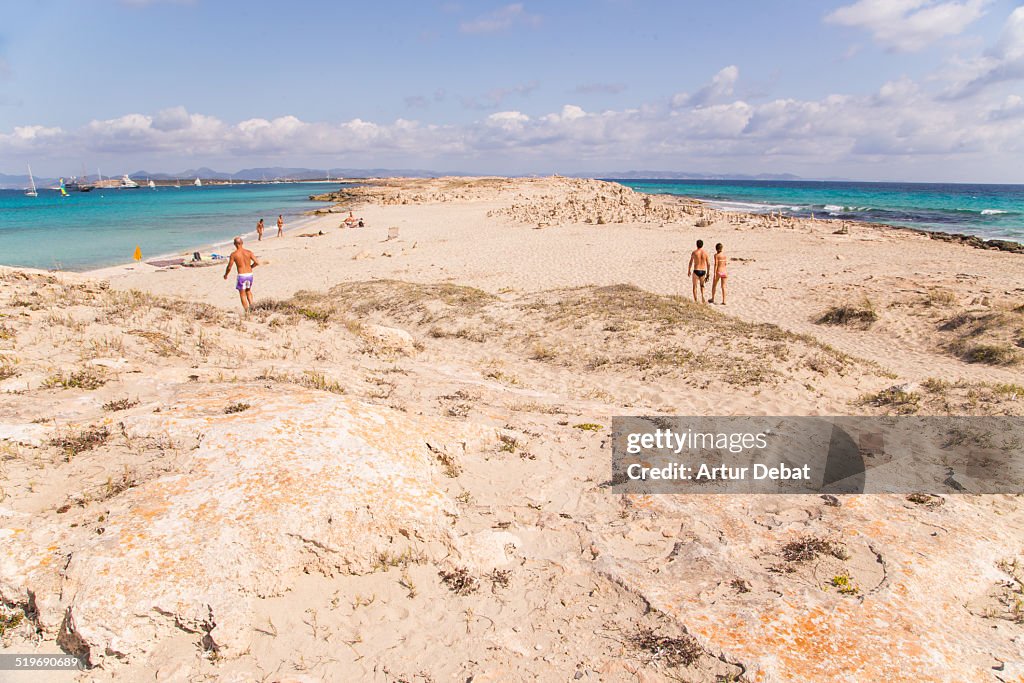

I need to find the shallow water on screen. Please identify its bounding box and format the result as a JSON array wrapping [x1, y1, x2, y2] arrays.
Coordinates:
[[0, 182, 340, 271]]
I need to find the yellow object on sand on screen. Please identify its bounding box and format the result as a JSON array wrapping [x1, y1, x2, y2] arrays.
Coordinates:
[[133, 246, 142, 261]]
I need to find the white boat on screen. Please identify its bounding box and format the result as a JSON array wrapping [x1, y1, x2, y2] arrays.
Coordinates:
[[119, 174, 140, 189], [148, 179, 157, 189], [25, 165, 38, 197], [194, 177, 202, 187]]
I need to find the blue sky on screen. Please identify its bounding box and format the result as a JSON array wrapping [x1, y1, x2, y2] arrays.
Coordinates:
[[2, 0, 1024, 181]]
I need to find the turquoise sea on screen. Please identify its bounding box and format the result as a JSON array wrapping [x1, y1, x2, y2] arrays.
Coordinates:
[[0, 182, 340, 271], [2, 179, 1022, 272], [618, 179, 1024, 243]]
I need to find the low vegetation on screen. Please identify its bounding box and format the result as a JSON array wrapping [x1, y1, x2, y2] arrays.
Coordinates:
[[781, 536, 848, 563], [939, 307, 1023, 366], [817, 300, 878, 328], [438, 567, 480, 596], [103, 397, 139, 412], [830, 573, 860, 596], [862, 386, 921, 414], [0, 607, 25, 636], [49, 425, 110, 460], [627, 626, 702, 669], [0, 358, 16, 381], [42, 368, 107, 390]]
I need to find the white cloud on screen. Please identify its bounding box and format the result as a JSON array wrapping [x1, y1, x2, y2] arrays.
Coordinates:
[[941, 6, 1024, 98], [986, 94, 1024, 120], [4, 76, 1024, 181], [459, 3, 541, 34], [486, 111, 530, 132], [825, 0, 989, 52], [672, 66, 740, 108]]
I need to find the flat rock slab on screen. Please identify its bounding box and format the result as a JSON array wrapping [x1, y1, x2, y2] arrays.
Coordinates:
[[0, 383, 489, 665], [596, 495, 1024, 682]]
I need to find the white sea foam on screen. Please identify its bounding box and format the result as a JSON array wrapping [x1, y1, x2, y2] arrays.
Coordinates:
[[980, 209, 1007, 215], [707, 200, 798, 214]]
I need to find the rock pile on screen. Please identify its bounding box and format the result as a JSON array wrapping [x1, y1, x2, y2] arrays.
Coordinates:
[[487, 179, 692, 225]]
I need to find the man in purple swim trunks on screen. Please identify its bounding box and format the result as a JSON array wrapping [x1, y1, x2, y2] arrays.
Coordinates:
[[223, 236, 260, 313]]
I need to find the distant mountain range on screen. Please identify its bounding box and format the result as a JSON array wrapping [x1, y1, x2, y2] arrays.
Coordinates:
[[573, 170, 805, 181], [0, 167, 825, 189]]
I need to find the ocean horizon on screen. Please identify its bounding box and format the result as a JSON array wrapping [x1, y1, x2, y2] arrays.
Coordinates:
[[1, 178, 1022, 272]]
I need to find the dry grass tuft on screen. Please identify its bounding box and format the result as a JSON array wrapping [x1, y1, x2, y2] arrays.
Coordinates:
[[439, 567, 480, 595], [102, 397, 139, 412], [862, 386, 921, 414], [50, 425, 110, 459], [0, 358, 16, 381], [922, 288, 958, 307], [956, 343, 1019, 366], [939, 307, 1023, 365], [781, 536, 848, 563], [817, 300, 878, 328], [43, 368, 107, 390], [627, 626, 702, 668]]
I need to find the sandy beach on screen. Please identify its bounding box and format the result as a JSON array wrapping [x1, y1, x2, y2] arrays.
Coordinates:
[[2, 177, 1023, 682]]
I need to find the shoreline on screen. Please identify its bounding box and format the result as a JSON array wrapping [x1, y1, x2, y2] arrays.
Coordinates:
[[645, 191, 1024, 254], [2, 177, 1022, 278], [81, 211, 333, 278]]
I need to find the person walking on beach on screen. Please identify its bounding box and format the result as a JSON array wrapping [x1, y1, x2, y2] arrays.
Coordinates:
[[256, 218, 265, 241], [223, 236, 260, 313], [277, 214, 284, 237], [687, 239, 710, 303], [709, 242, 729, 305]]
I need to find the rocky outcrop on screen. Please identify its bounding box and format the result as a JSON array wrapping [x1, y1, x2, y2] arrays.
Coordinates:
[[0, 383, 489, 665], [486, 178, 695, 225]]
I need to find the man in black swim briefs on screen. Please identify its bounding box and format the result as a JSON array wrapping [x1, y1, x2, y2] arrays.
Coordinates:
[[687, 239, 710, 303]]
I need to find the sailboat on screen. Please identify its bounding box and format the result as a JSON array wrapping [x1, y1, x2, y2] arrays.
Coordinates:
[[148, 179, 157, 189], [194, 177, 202, 187], [58, 178, 69, 197], [25, 165, 38, 197], [77, 164, 94, 192], [175, 177, 181, 189]]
